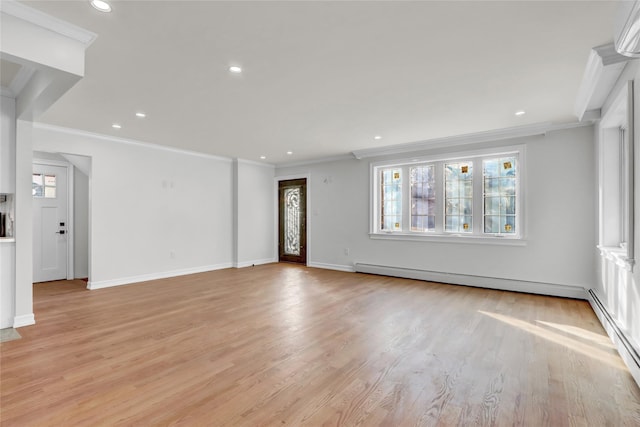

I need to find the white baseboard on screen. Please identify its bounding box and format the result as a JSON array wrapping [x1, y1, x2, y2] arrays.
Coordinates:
[[588, 289, 640, 387], [234, 258, 277, 268], [353, 263, 587, 299], [13, 313, 35, 328], [87, 263, 234, 290], [307, 262, 356, 273]]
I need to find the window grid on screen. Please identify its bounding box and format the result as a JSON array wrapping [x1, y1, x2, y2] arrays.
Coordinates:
[[410, 165, 435, 232], [380, 168, 402, 231], [482, 157, 516, 234], [32, 174, 57, 199], [444, 162, 473, 233]]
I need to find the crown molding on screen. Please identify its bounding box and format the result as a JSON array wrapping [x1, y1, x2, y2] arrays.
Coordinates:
[[574, 43, 630, 121], [33, 122, 234, 163], [8, 64, 35, 97], [236, 158, 275, 168], [350, 122, 589, 160], [1, 0, 97, 47], [275, 153, 354, 168]]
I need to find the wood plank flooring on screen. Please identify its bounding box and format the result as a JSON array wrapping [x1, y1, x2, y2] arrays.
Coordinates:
[[1, 263, 639, 426]]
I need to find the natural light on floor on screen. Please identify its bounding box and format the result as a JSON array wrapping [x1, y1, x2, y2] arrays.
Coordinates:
[[479, 311, 626, 370]]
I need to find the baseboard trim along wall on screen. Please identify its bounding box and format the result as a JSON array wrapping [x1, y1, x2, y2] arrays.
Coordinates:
[[87, 263, 234, 290], [353, 263, 587, 300], [234, 258, 277, 268], [307, 262, 356, 273], [587, 289, 640, 387], [13, 313, 35, 328]]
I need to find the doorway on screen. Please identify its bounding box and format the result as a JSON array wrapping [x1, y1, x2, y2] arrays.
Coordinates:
[[32, 162, 71, 282], [278, 178, 307, 264]]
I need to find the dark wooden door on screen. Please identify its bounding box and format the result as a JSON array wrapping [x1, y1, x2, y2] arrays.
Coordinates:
[[279, 179, 307, 264]]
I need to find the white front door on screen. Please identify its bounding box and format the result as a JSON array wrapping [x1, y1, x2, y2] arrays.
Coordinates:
[[33, 163, 68, 283]]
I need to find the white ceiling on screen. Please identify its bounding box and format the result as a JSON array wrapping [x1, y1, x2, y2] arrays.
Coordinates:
[[22, 1, 618, 165]]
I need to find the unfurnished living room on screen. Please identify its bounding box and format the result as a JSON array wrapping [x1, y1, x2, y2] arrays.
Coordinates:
[[1, 0, 640, 425]]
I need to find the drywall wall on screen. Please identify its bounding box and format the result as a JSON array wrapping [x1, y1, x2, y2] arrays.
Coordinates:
[[32, 124, 234, 288], [235, 160, 276, 266], [74, 166, 89, 279], [594, 60, 640, 356], [276, 125, 596, 292], [0, 95, 16, 329]]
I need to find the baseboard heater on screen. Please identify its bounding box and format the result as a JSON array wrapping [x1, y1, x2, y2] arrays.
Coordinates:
[[588, 289, 640, 386], [353, 263, 587, 300]]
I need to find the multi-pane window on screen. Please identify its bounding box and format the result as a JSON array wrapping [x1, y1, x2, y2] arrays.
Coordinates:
[[483, 157, 517, 234], [32, 174, 56, 198], [444, 162, 473, 232], [380, 168, 402, 231], [373, 148, 521, 239], [410, 165, 435, 231]]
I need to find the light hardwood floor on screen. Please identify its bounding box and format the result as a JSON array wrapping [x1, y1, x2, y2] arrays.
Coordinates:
[[1, 264, 639, 426]]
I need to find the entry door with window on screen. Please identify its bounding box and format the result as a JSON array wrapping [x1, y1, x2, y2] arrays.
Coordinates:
[[33, 164, 68, 282], [279, 179, 307, 264]]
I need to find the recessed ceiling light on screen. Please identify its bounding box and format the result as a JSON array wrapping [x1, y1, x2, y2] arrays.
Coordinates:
[[135, 112, 146, 118], [111, 123, 121, 129], [286, 151, 293, 155], [515, 110, 526, 116], [229, 66, 242, 74], [260, 155, 266, 160], [90, 0, 111, 12], [374, 135, 382, 140]]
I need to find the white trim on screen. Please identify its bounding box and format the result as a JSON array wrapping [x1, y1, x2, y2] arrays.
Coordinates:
[[574, 43, 629, 121], [9, 66, 35, 98], [587, 289, 640, 387], [598, 245, 635, 271], [0, 0, 97, 47], [369, 232, 527, 246], [351, 122, 588, 160], [307, 262, 355, 273], [274, 173, 311, 265], [1, 86, 15, 98], [236, 158, 275, 168], [234, 258, 277, 268], [13, 313, 35, 328], [354, 263, 587, 300], [33, 123, 233, 163], [87, 263, 233, 290], [276, 154, 354, 168]]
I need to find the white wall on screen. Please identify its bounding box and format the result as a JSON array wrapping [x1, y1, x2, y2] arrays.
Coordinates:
[[32, 125, 234, 288], [73, 166, 89, 279], [277, 125, 596, 292], [594, 60, 640, 355], [235, 160, 275, 267]]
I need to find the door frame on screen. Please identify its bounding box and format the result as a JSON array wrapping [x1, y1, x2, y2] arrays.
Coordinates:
[[274, 173, 310, 265], [32, 158, 74, 281]]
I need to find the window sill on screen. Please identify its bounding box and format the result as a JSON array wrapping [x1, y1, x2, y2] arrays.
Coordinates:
[[0, 238, 15, 244], [369, 232, 527, 246], [598, 245, 634, 271]]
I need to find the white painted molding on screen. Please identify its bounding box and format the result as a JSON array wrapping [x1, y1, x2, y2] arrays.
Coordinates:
[[598, 245, 635, 271], [9, 65, 35, 97], [588, 289, 640, 387], [236, 158, 275, 168], [351, 122, 590, 160], [0, 86, 15, 98], [13, 313, 35, 328], [308, 262, 356, 273], [87, 263, 233, 290], [354, 263, 587, 300], [0, 0, 97, 46], [369, 232, 527, 246], [574, 43, 629, 121], [33, 122, 233, 163], [234, 258, 277, 268], [276, 154, 354, 169]]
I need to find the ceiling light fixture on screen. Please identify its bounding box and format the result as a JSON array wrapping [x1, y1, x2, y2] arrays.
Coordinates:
[[90, 0, 112, 12], [135, 112, 146, 118], [374, 135, 382, 140], [286, 151, 293, 155], [260, 155, 266, 160], [111, 123, 121, 129], [229, 66, 242, 74], [515, 110, 526, 116]]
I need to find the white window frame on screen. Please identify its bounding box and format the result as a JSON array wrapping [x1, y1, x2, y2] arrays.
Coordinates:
[[370, 144, 526, 246], [598, 80, 635, 271]]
